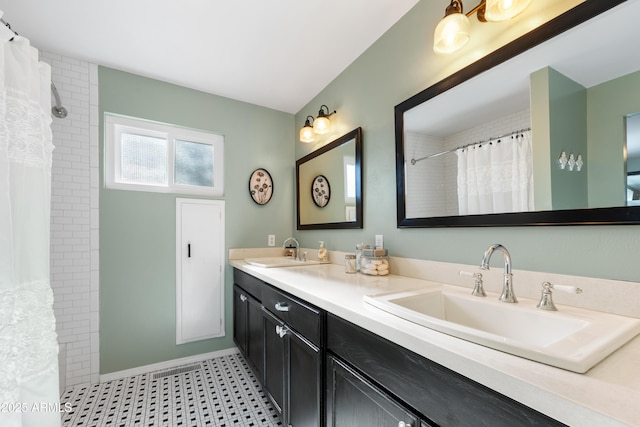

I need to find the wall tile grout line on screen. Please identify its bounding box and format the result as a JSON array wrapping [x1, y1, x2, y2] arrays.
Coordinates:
[[61, 353, 283, 427]]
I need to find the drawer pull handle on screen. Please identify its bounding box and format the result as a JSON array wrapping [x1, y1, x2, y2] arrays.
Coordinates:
[[398, 422, 411, 427], [275, 302, 290, 312], [240, 294, 247, 303], [275, 325, 287, 338]]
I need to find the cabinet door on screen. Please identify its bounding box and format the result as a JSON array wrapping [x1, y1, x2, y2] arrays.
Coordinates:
[[247, 295, 264, 381], [327, 355, 420, 427], [289, 330, 321, 427], [263, 309, 286, 415], [233, 285, 248, 355]]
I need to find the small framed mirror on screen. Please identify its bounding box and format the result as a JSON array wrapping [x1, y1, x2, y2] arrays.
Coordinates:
[[296, 127, 362, 229]]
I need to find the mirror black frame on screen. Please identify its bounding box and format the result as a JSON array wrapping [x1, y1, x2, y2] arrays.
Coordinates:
[[297, 127, 363, 230], [395, 0, 640, 228]]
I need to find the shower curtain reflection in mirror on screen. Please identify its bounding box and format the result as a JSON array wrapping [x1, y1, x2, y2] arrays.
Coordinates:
[[456, 130, 533, 215]]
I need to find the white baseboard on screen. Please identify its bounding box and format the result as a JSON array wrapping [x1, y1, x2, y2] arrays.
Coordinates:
[[99, 347, 240, 383]]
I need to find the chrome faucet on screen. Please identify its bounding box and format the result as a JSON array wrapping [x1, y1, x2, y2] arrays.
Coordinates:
[[480, 244, 517, 303], [282, 237, 300, 260]]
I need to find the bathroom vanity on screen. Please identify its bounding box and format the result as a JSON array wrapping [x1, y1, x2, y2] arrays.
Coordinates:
[[230, 254, 640, 426]]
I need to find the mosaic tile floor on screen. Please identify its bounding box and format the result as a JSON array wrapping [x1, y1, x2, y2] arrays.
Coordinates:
[[61, 353, 283, 426]]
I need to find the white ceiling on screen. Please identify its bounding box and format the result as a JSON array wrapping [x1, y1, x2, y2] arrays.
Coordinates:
[[0, 0, 419, 114]]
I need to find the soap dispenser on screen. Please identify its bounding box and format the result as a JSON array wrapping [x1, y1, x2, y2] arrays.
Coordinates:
[[318, 241, 328, 261]]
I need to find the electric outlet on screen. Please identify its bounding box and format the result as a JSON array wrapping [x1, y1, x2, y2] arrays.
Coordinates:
[[375, 234, 384, 249], [268, 235, 276, 247]]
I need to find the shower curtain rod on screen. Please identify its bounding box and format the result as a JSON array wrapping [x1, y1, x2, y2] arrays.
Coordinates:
[[1, 16, 68, 118], [410, 127, 531, 165]]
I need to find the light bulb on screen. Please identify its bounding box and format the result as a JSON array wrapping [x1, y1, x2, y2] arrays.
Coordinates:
[[300, 125, 314, 143], [485, 0, 531, 21], [433, 12, 470, 54], [313, 116, 331, 135]]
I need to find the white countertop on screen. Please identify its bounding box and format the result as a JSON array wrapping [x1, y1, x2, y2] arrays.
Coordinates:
[[230, 259, 640, 427]]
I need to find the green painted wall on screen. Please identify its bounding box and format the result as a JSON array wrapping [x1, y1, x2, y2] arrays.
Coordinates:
[[530, 68, 553, 212], [587, 69, 640, 207], [294, 1, 640, 282], [547, 67, 588, 210], [99, 67, 294, 374]]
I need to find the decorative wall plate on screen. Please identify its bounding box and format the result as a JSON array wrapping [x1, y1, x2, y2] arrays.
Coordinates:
[[249, 168, 273, 205], [311, 175, 330, 207]]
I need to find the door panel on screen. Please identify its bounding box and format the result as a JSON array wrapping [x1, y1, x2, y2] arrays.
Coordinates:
[[289, 330, 321, 427], [233, 285, 248, 353], [176, 199, 225, 344], [247, 295, 264, 380], [263, 309, 285, 415], [327, 355, 419, 427]]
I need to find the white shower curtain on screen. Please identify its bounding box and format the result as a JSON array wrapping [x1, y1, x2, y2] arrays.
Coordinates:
[[0, 31, 61, 427], [456, 131, 533, 215]]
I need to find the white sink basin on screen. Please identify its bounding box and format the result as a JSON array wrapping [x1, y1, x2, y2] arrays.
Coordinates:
[[364, 286, 640, 373], [244, 257, 329, 268]]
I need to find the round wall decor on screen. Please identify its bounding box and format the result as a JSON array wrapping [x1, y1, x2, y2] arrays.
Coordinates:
[[249, 168, 273, 205], [311, 175, 330, 207]]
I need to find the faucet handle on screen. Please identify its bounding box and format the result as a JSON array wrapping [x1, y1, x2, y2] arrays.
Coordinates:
[[460, 271, 486, 297], [537, 282, 583, 311], [551, 284, 583, 294]]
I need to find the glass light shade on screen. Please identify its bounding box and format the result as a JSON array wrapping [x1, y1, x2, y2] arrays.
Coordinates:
[[433, 12, 470, 54], [485, 0, 531, 21], [313, 116, 331, 135], [300, 125, 315, 143]]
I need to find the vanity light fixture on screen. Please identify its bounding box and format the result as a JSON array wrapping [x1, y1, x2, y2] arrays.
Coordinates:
[[433, 0, 531, 54], [299, 105, 337, 142], [299, 115, 315, 143], [312, 105, 336, 135]]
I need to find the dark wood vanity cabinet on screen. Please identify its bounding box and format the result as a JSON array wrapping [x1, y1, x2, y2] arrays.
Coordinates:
[[327, 313, 565, 427], [233, 268, 564, 427], [232, 270, 264, 379], [262, 285, 323, 427]]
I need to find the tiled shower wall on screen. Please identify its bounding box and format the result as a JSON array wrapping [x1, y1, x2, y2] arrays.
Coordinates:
[[40, 51, 100, 387]]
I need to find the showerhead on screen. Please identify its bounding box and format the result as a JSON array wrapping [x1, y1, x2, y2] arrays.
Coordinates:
[[52, 105, 67, 118], [50, 82, 67, 118]]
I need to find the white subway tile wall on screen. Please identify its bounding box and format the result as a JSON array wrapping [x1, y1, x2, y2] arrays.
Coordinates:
[[41, 51, 100, 387]]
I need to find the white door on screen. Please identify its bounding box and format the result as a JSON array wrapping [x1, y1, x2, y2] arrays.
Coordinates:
[[176, 198, 225, 344]]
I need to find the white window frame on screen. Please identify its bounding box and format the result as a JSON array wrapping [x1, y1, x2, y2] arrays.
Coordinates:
[[344, 155, 356, 204], [105, 114, 224, 196]]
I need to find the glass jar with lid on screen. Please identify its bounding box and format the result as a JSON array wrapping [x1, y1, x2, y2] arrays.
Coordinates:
[[360, 253, 389, 276], [344, 254, 357, 273]]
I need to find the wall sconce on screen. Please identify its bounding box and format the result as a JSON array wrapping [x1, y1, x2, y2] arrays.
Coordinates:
[[299, 116, 315, 143], [558, 151, 584, 172], [299, 105, 337, 143], [433, 0, 532, 54], [313, 105, 336, 135], [558, 151, 568, 169]]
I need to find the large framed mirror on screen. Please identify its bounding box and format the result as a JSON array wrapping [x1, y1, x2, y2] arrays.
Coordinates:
[[297, 127, 362, 229], [395, 0, 640, 227]]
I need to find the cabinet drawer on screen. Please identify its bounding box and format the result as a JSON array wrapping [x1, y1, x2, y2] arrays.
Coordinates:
[[233, 268, 263, 301], [262, 286, 321, 346]]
